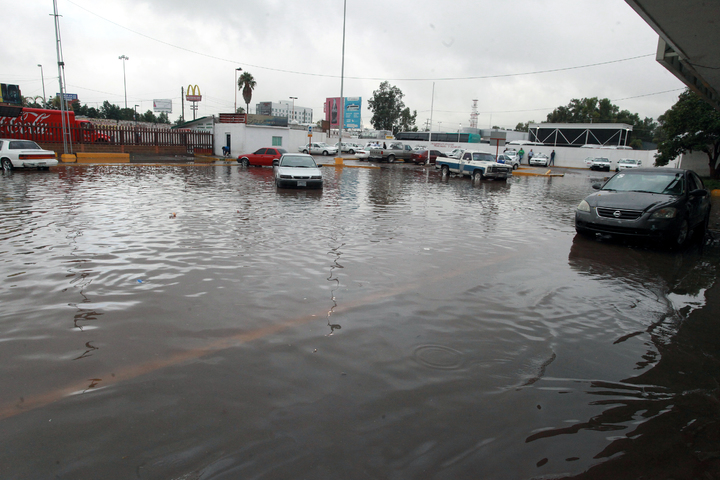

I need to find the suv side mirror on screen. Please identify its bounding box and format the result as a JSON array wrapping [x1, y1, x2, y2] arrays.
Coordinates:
[[592, 183, 602, 190], [690, 189, 708, 197]]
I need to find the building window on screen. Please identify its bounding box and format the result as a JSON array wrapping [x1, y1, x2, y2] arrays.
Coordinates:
[[272, 136, 282, 146]]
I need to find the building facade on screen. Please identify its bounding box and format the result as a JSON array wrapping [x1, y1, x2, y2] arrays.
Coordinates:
[[256, 101, 313, 124]]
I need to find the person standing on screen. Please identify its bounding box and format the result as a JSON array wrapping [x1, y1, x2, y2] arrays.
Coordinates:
[[518, 147, 525, 164], [550, 150, 556, 166], [528, 149, 534, 165]]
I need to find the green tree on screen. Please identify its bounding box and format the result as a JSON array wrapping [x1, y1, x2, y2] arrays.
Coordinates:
[[141, 110, 158, 123], [656, 89, 720, 178], [397, 107, 417, 134], [238, 72, 256, 115], [515, 122, 530, 132], [119, 108, 135, 121], [235, 106, 245, 114], [368, 81, 406, 133], [157, 112, 170, 124], [101, 101, 122, 120]]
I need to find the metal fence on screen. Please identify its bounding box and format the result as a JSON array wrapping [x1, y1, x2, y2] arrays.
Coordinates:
[[0, 121, 213, 151]]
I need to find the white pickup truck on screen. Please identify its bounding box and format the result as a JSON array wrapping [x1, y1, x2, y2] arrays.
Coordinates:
[[436, 150, 513, 180]]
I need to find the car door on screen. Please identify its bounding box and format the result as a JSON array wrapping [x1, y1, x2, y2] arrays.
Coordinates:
[[687, 171, 710, 228], [261, 148, 278, 166], [251, 148, 267, 164]]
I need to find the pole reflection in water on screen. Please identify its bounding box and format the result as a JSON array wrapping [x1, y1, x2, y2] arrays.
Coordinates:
[[326, 236, 344, 336]]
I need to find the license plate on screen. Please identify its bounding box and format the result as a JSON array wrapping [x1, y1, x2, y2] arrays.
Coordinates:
[[297, 181, 306, 187]]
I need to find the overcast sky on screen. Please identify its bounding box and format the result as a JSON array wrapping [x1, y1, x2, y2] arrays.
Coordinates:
[[4, 0, 685, 130]]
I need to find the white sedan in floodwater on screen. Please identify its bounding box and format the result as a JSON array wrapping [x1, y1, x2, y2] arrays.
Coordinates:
[[0, 139, 58, 171], [275, 153, 323, 189]]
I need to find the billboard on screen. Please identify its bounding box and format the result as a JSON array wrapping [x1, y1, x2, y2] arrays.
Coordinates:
[[153, 99, 173, 113], [56, 93, 78, 101], [325, 97, 361, 129], [344, 97, 361, 129]]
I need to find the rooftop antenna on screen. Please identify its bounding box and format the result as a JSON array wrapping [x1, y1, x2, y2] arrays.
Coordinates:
[[470, 99, 478, 129]]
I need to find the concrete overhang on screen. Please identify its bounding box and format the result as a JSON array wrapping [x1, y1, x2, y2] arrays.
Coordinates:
[[626, 0, 720, 111]]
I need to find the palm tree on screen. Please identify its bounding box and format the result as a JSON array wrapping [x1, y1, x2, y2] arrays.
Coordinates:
[[238, 72, 256, 115]]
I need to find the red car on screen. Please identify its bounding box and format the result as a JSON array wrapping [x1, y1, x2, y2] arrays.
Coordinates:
[[237, 148, 287, 167], [410, 149, 447, 164]]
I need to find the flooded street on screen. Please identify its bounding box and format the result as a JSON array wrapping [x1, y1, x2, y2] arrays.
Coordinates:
[[1, 163, 719, 479]]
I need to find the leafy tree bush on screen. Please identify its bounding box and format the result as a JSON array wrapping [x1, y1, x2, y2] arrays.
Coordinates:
[[656, 89, 720, 178]]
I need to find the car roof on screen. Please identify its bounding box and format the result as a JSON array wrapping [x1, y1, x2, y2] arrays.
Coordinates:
[[616, 168, 687, 174]]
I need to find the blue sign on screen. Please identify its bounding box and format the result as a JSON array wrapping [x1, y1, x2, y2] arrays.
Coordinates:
[[56, 93, 78, 101], [344, 97, 361, 129]]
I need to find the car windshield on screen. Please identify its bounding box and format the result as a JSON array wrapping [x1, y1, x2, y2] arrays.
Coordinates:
[[602, 172, 685, 195], [280, 155, 317, 168], [9, 140, 42, 150]]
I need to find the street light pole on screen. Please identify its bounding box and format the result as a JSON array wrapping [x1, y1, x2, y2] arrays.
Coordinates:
[[119, 55, 129, 109], [234, 67, 242, 112], [289, 96, 297, 122], [134, 104, 138, 124], [37, 64, 46, 104], [458, 124, 461, 143]]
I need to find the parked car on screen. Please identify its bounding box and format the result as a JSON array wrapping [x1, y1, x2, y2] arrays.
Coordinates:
[[410, 149, 447, 164], [446, 148, 464, 159], [334, 142, 363, 154], [436, 150, 512, 180], [575, 168, 711, 248], [0, 139, 58, 171], [529, 153, 550, 167], [368, 142, 414, 163], [237, 147, 287, 167], [496, 153, 520, 170], [298, 142, 338, 156], [275, 154, 323, 189], [586, 157, 611, 171], [616, 158, 642, 171], [354, 149, 370, 160]]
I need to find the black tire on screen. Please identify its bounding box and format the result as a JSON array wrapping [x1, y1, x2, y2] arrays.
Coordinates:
[[322, 150, 329, 156], [512, 163, 518, 170], [240, 158, 249, 167], [302, 149, 309, 154], [472, 170, 483, 182], [272, 159, 279, 167], [348, 149, 355, 155], [1, 158, 12, 171], [441, 164, 449, 176], [669, 219, 689, 250], [387, 155, 395, 163]]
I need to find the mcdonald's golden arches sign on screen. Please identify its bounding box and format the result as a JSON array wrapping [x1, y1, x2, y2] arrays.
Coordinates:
[[186, 85, 202, 102]]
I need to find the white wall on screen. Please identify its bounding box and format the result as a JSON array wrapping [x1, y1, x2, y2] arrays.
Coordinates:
[[214, 124, 328, 156], [678, 151, 712, 176]]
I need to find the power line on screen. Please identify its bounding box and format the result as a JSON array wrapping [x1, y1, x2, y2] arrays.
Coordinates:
[[66, 0, 654, 82]]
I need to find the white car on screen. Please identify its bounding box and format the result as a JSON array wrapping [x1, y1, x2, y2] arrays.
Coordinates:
[[585, 157, 611, 171], [275, 154, 323, 188], [0, 139, 58, 171], [354, 149, 370, 160], [529, 153, 550, 167], [334, 142, 363, 154], [616, 158, 642, 171], [298, 142, 338, 156], [446, 148, 464, 159], [496, 153, 520, 170]]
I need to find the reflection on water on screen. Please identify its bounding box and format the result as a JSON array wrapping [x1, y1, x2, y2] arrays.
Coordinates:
[[0, 165, 718, 479]]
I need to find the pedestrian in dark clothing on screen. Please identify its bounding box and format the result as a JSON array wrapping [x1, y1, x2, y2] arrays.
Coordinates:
[[550, 150, 555, 166], [528, 149, 534, 165]]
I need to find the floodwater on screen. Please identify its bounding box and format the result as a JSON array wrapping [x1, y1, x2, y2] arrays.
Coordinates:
[[1, 163, 719, 480]]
